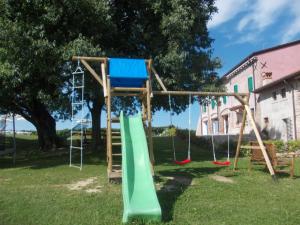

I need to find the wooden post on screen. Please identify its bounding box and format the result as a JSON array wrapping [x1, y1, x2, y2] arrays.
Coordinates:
[[106, 77, 112, 175], [146, 80, 154, 165], [233, 105, 247, 170], [101, 62, 107, 97], [244, 104, 276, 178]]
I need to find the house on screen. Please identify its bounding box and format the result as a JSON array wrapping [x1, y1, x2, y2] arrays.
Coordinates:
[[196, 39, 300, 141]]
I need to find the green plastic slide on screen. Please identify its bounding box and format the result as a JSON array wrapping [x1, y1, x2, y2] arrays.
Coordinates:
[[120, 112, 162, 223]]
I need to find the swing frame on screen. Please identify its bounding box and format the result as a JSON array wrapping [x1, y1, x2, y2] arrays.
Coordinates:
[[72, 55, 277, 180]]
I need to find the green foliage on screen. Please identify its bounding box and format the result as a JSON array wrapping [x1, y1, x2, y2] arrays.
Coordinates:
[[287, 140, 300, 152], [162, 127, 177, 137]]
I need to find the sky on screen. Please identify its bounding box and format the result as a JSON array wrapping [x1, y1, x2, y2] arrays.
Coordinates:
[[10, 0, 300, 131]]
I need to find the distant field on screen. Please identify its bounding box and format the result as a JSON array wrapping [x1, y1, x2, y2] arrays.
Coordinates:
[[1, 135, 300, 225]]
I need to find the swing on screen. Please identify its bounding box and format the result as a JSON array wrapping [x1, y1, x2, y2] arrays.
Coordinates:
[[168, 94, 192, 165], [210, 117, 231, 166]]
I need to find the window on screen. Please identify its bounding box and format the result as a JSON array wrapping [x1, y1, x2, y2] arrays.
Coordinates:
[[281, 88, 286, 98], [223, 96, 227, 104], [234, 84, 238, 93], [248, 77, 253, 92], [272, 91, 277, 100], [203, 105, 206, 113], [212, 100, 216, 109]]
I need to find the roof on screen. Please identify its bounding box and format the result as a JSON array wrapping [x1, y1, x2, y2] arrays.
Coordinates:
[[109, 58, 148, 87], [223, 39, 300, 78], [254, 70, 300, 93]]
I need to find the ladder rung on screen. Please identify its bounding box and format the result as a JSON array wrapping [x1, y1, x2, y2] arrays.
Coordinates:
[[111, 117, 120, 122], [112, 131, 120, 134], [112, 164, 121, 167], [72, 102, 84, 105], [112, 153, 122, 156], [112, 143, 122, 146], [112, 136, 121, 139], [74, 86, 84, 89], [70, 146, 83, 149]]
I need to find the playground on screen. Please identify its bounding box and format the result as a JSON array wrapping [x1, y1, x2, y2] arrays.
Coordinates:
[[1, 57, 298, 225], [1, 134, 300, 225]]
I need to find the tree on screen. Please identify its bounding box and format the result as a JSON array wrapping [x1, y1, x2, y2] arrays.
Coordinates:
[[0, 0, 220, 151], [0, 1, 110, 150]]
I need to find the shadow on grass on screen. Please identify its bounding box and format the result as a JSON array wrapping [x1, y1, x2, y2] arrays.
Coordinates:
[[156, 166, 223, 222]]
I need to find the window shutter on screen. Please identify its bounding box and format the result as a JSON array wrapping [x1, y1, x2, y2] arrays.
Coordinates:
[[212, 100, 216, 109], [223, 96, 227, 104], [234, 84, 238, 93], [248, 77, 253, 92]]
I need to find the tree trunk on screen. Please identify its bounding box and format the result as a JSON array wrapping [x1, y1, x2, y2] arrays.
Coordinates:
[[34, 113, 57, 151], [91, 103, 103, 152], [89, 83, 105, 152], [18, 101, 57, 151]]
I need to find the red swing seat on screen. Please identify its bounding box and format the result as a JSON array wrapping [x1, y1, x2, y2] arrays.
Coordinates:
[[174, 159, 191, 165], [212, 161, 231, 166]]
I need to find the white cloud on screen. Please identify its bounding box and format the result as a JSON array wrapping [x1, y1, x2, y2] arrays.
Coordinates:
[[207, 0, 248, 29], [209, 0, 300, 45], [281, 2, 300, 43], [237, 0, 289, 32]]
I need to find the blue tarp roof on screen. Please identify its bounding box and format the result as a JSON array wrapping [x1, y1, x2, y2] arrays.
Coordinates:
[[109, 58, 148, 87]]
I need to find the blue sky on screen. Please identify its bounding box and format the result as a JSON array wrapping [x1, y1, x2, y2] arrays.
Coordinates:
[[13, 0, 300, 131]]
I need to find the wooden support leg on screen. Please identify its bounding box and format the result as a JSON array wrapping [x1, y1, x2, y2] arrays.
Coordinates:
[[233, 107, 247, 171], [107, 78, 112, 175], [244, 105, 276, 179], [290, 155, 295, 178], [146, 80, 155, 166]]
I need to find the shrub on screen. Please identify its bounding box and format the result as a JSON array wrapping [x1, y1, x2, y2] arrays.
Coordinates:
[[287, 140, 300, 152]]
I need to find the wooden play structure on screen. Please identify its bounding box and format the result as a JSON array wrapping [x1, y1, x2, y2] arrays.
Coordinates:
[[71, 56, 277, 180], [246, 141, 295, 178]]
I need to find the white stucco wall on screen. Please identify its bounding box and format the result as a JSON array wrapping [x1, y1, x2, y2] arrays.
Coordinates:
[[258, 83, 294, 141]]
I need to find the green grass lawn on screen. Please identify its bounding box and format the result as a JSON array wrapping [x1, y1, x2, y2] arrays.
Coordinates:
[[1, 135, 300, 225]]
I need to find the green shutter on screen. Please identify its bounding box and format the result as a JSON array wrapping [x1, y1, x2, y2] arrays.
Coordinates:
[[203, 105, 206, 112], [248, 77, 253, 92], [223, 96, 227, 104], [234, 84, 238, 93], [212, 100, 215, 109]]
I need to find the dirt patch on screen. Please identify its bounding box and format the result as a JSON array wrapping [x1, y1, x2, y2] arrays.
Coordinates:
[[209, 175, 234, 183], [157, 175, 194, 192], [66, 177, 102, 193]]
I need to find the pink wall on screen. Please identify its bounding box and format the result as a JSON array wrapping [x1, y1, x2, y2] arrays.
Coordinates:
[[255, 43, 300, 88]]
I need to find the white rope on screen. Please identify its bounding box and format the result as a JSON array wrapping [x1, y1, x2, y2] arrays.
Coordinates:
[[168, 94, 192, 161], [226, 108, 230, 161], [211, 131, 217, 161], [168, 94, 176, 161], [187, 94, 191, 160]]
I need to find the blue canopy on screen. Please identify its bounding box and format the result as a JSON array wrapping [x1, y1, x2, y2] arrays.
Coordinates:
[[109, 58, 148, 87]]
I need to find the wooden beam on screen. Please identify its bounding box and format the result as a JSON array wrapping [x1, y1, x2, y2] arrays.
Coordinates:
[[73, 56, 107, 62], [146, 80, 155, 166], [240, 145, 262, 150], [244, 104, 276, 178], [233, 105, 247, 170], [111, 87, 147, 92], [151, 66, 167, 92], [153, 91, 248, 97], [80, 59, 103, 86], [101, 62, 107, 97], [106, 77, 112, 175], [111, 93, 142, 97]]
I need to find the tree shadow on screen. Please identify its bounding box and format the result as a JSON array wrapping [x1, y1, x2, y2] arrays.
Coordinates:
[[155, 166, 223, 222]]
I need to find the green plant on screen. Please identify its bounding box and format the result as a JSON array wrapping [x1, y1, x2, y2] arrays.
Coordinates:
[[287, 140, 300, 152]]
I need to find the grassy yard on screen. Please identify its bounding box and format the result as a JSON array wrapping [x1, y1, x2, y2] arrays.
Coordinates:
[[1, 135, 300, 225]]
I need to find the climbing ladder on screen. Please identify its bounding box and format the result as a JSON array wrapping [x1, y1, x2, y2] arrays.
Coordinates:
[[108, 115, 122, 179], [70, 61, 85, 170]]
